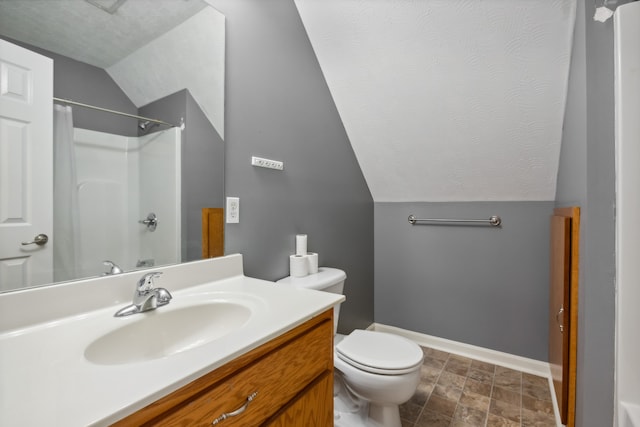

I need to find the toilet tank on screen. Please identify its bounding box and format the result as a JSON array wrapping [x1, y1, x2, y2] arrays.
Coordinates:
[[276, 267, 346, 333]]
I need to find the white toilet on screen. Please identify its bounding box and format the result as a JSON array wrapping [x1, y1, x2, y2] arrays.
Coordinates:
[[277, 268, 423, 427]]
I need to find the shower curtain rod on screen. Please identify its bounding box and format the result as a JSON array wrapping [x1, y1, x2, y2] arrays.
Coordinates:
[[53, 97, 180, 128]]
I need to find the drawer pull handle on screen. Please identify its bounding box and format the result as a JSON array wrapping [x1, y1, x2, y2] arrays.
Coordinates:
[[556, 306, 564, 333], [211, 391, 258, 425]]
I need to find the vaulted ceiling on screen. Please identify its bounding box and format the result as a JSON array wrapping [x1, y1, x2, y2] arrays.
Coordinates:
[[0, 0, 225, 137], [0, 0, 207, 68], [295, 0, 576, 202]]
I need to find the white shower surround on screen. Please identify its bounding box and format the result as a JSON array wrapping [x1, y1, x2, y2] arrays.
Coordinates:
[[294, 0, 576, 202], [71, 128, 181, 278], [614, 3, 640, 426]]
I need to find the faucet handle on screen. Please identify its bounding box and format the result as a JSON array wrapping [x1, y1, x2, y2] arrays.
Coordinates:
[[102, 260, 122, 275], [137, 272, 163, 292], [156, 288, 173, 305]]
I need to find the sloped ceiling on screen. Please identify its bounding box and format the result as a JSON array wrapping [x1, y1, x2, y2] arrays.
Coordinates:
[[294, 0, 576, 202], [0, 0, 224, 138], [0, 0, 207, 68], [107, 6, 225, 137]]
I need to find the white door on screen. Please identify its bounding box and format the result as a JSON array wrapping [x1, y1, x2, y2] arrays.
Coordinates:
[[615, 1, 640, 420], [0, 39, 53, 291]]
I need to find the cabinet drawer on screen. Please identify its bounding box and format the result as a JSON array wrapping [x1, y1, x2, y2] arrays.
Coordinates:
[[154, 319, 332, 426]]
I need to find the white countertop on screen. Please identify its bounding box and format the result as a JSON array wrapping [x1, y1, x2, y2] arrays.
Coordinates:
[[0, 254, 344, 426]]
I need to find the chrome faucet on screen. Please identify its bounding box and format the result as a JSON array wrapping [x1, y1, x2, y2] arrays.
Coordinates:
[[114, 272, 172, 317]]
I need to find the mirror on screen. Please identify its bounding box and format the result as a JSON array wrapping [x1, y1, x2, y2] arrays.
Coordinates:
[[0, 0, 225, 292]]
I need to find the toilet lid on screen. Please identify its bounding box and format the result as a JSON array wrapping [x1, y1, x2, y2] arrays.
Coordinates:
[[335, 330, 424, 375]]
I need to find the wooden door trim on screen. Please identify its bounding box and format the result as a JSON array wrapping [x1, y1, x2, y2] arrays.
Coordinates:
[[553, 206, 580, 427]]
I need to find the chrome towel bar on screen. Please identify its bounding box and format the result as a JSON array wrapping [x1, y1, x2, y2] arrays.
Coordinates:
[[408, 214, 502, 227]]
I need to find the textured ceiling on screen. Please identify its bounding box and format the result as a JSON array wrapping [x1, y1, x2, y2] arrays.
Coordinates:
[[107, 6, 225, 137], [295, 0, 576, 202], [0, 0, 208, 68], [0, 0, 224, 138]]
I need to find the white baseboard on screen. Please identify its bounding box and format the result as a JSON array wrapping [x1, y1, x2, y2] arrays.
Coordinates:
[[369, 323, 550, 378], [366, 323, 562, 426]]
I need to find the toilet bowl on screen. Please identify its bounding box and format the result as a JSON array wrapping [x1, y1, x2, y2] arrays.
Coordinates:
[[277, 268, 423, 427]]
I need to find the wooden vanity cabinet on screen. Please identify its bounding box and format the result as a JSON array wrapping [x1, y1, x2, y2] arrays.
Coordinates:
[[112, 309, 334, 427]]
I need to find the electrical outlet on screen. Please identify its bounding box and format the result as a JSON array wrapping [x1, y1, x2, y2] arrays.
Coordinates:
[[251, 156, 284, 170], [226, 197, 239, 223]]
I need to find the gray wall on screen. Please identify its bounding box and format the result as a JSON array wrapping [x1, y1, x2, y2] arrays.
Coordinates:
[[212, 0, 374, 333], [184, 91, 225, 260], [0, 37, 138, 136], [138, 89, 225, 263], [581, 0, 620, 422], [375, 202, 553, 360]]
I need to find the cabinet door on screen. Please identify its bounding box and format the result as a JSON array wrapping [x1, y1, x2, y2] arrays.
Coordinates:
[[549, 206, 579, 427], [549, 214, 571, 424], [265, 371, 333, 427]]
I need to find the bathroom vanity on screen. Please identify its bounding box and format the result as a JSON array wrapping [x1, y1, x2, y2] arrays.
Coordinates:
[[0, 254, 343, 426], [113, 308, 334, 426]]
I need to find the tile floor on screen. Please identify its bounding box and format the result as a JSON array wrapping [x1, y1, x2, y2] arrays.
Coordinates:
[[399, 346, 557, 427]]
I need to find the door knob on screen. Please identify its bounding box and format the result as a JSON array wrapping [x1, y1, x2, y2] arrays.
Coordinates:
[[21, 234, 49, 246]]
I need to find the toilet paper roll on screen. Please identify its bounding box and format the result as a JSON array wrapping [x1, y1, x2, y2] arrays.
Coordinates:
[[295, 234, 307, 256], [290, 254, 309, 277], [307, 252, 318, 274]]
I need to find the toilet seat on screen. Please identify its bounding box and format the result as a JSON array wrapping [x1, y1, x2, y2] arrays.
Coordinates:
[[335, 330, 423, 375]]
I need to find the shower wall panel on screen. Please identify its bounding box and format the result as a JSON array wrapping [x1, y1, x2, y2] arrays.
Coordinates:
[[73, 128, 136, 277], [67, 128, 181, 278], [137, 128, 181, 269]]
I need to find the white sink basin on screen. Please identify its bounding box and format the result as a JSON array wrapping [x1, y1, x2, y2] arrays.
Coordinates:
[[0, 254, 346, 427], [84, 301, 252, 365]]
